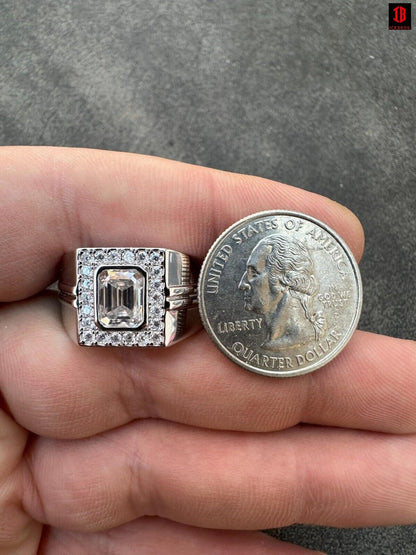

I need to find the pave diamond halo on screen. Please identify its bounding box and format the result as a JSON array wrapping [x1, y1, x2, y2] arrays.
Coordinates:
[[58, 247, 199, 347]]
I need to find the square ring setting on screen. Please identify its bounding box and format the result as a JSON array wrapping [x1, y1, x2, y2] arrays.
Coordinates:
[[59, 247, 198, 347], [76, 248, 165, 346]]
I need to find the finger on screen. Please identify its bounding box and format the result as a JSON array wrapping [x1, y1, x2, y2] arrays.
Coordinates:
[[0, 146, 364, 301], [23, 421, 416, 532], [1, 294, 416, 437], [39, 517, 319, 555], [0, 408, 42, 554]]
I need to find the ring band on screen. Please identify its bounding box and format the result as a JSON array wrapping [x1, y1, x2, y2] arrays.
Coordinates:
[[58, 248, 199, 347]]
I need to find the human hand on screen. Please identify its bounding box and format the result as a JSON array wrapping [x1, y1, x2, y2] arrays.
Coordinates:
[[1, 147, 415, 554]]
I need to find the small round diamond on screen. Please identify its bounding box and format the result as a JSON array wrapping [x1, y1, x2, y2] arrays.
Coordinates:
[[152, 279, 164, 291], [149, 331, 163, 345], [123, 250, 135, 263], [96, 332, 108, 346], [148, 319, 164, 333], [81, 265, 93, 276], [152, 291, 163, 303], [107, 249, 121, 263], [80, 330, 95, 346], [149, 305, 164, 319], [123, 332, 135, 346], [81, 277, 93, 289], [94, 249, 105, 262], [79, 250, 92, 263], [150, 250, 163, 263], [81, 304, 93, 317], [80, 292, 92, 305], [151, 265, 162, 277], [110, 332, 122, 346], [137, 336, 149, 347], [80, 316, 94, 328], [137, 251, 147, 262]]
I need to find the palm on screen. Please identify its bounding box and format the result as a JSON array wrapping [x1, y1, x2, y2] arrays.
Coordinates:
[[1, 147, 415, 554]]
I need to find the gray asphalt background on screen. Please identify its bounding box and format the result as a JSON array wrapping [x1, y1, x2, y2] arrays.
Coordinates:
[[1, 1, 415, 553]]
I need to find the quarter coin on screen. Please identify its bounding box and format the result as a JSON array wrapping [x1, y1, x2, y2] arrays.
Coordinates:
[[198, 211, 362, 377]]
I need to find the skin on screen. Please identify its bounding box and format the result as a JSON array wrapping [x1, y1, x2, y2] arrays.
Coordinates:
[[238, 243, 314, 348], [0, 146, 415, 554]]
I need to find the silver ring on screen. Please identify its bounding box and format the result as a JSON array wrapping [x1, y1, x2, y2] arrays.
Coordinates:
[[58, 248, 199, 347]]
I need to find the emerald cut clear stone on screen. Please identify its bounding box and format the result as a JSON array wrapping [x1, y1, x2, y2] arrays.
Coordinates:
[[97, 267, 145, 329]]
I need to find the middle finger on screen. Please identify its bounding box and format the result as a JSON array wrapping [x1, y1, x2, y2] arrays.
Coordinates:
[[1, 294, 415, 438]]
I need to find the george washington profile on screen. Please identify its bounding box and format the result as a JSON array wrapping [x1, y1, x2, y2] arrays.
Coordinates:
[[238, 234, 325, 350]]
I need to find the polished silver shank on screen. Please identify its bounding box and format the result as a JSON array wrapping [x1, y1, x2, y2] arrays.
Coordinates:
[[59, 248, 198, 347], [198, 211, 362, 377]]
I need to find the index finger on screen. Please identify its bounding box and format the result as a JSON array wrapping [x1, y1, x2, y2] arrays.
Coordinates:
[[0, 146, 364, 301]]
